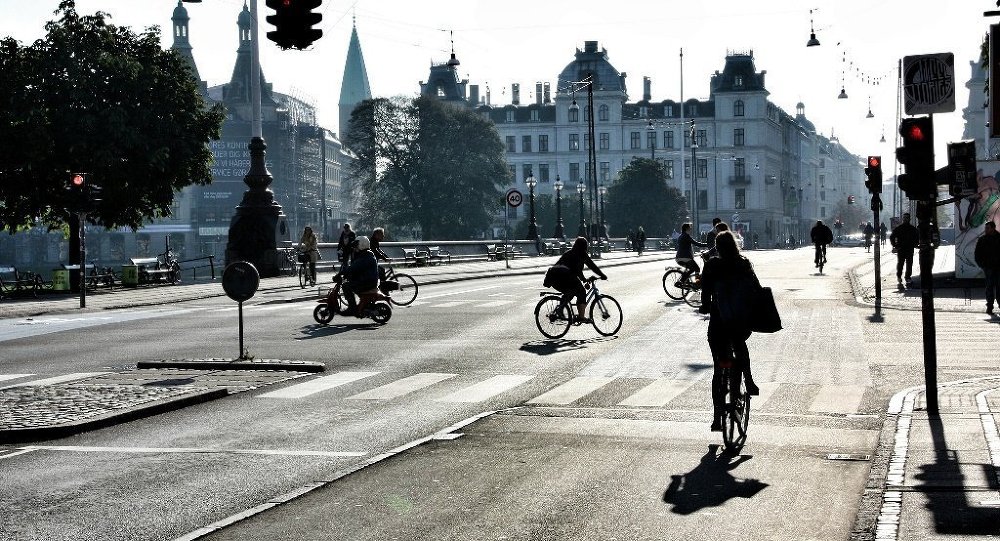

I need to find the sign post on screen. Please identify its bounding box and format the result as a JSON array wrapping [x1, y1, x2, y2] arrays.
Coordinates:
[[222, 261, 260, 360], [504, 189, 523, 270]]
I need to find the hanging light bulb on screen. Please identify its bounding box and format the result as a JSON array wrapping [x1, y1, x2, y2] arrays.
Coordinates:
[[838, 87, 848, 99], [866, 97, 874, 118], [837, 51, 848, 99], [880, 132, 886, 143], [806, 9, 820, 47]]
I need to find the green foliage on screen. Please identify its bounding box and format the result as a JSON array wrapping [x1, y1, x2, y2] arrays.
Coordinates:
[[345, 95, 510, 240], [603, 158, 687, 237], [0, 1, 225, 233]]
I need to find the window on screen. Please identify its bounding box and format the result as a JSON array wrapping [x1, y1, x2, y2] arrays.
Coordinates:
[[684, 162, 691, 180], [508, 165, 516, 182], [584, 105, 592, 121], [697, 130, 707, 147], [665, 160, 674, 179], [734, 75, 743, 88], [697, 159, 707, 179], [630, 132, 641, 149], [599, 104, 609, 121], [539, 164, 550, 182], [698, 189, 708, 210], [664, 130, 674, 149], [522, 164, 533, 180], [539, 134, 549, 152], [569, 133, 580, 151], [530, 109, 539, 122], [734, 99, 745, 117], [600, 133, 610, 150], [569, 107, 579, 122], [664, 104, 673, 116], [819, 174, 825, 187], [522, 135, 532, 153], [506, 136, 516, 153], [638, 105, 648, 118], [437, 86, 445, 97], [734, 128, 745, 146], [820, 190, 826, 201], [585, 162, 593, 182], [505, 110, 515, 123], [735, 188, 746, 209], [600, 162, 610, 182], [684, 130, 691, 148], [687, 103, 697, 116], [584, 133, 592, 150], [819, 158, 826, 168], [647, 131, 657, 150], [821, 207, 827, 218], [569, 163, 581, 182], [735, 158, 746, 178]]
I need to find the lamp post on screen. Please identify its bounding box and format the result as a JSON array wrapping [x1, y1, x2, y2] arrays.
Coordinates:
[[577, 181, 587, 238], [690, 120, 699, 235], [525, 174, 538, 241], [567, 75, 598, 253], [597, 184, 607, 239], [553, 176, 565, 239], [647, 120, 656, 160]]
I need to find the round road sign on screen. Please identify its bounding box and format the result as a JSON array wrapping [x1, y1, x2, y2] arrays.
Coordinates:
[[506, 189, 523, 208], [222, 261, 260, 302]]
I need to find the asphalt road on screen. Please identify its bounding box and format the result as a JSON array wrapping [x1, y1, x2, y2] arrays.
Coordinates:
[[2, 248, 996, 540]]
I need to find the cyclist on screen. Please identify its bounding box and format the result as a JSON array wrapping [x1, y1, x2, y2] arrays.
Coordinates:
[[810, 220, 833, 268], [335, 235, 379, 317], [544, 236, 607, 324], [675, 222, 708, 280], [298, 226, 319, 284], [699, 231, 761, 431]]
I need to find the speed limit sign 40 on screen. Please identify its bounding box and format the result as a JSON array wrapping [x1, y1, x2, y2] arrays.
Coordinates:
[[506, 189, 523, 208]]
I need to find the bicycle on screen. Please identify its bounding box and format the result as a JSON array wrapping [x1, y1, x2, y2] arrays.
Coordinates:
[[379, 264, 418, 306], [662, 257, 705, 308], [714, 358, 751, 452], [534, 276, 623, 339], [298, 250, 316, 288], [813, 243, 827, 273]]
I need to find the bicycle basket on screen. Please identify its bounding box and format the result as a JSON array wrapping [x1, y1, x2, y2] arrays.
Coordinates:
[[298, 253, 309, 264]]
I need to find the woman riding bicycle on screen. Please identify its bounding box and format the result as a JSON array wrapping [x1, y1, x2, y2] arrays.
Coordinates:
[[699, 231, 761, 431], [676, 223, 708, 279], [544, 237, 607, 323], [298, 226, 319, 284]]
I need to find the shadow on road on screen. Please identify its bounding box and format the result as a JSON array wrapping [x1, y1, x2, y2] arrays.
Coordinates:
[[662, 444, 768, 515], [296, 323, 381, 339], [915, 414, 999, 534], [519, 336, 616, 355]]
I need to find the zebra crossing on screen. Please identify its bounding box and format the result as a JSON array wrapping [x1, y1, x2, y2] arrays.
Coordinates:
[[202, 298, 520, 314], [0, 370, 873, 414]]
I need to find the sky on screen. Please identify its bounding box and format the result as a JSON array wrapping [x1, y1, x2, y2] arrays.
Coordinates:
[[1, 0, 994, 169]]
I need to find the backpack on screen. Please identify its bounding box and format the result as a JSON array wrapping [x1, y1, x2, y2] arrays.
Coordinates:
[[712, 263, 761, 329]]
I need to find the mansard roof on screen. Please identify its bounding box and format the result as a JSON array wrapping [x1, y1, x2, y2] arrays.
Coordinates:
[[556, 41, 627, 95], [710, 51, 767, 94]]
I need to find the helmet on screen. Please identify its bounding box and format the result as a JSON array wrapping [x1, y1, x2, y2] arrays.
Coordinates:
[[355, 236, 370, 250]]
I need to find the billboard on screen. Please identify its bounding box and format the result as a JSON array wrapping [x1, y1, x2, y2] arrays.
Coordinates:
[[954, 160, 1000, 278]]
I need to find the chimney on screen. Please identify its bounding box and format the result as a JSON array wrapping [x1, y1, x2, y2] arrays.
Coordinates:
[[469, 84, 480, 105], [512, 83, 520, 105], [643, 76, 651, 101], [486, 86, 491, 105], [535, 82, 543, 105], [543, 82, 551, 104], [584, 41, 598, 53]]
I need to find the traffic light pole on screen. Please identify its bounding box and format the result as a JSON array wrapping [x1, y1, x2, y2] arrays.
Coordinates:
[[916, 199, 938, 414], [871, 195, 882, 320], [79, 211, 87, 309]]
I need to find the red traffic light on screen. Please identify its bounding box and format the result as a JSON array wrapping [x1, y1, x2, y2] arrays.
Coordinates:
[[903, 123, 926, 142], [71, 174, 85, 186], [868, 156, 881, 168]]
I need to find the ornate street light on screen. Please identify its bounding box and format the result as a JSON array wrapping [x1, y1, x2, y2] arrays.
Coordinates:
[[689, 120, 700, 233], [597, 183, 608, 239], [567, 75, 598, 248], [576, 181, 587, 238], [553, 176, 565, 239], [525, 174, 538, 240]]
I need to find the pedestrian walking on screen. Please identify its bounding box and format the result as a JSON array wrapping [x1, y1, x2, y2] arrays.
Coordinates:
[[635, 226, 646, 256], [336, 223, 357, 271], [974, 221, 1000, 315], [889, 213, 919, 288]]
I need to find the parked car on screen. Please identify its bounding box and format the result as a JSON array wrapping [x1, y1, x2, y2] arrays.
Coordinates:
[[836, 234, 867, 247]]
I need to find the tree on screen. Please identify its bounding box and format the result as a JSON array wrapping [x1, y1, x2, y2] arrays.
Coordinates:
[[604, 158, 687, 237], [0, 1, 225, 234], [345, 95, 510, 240]]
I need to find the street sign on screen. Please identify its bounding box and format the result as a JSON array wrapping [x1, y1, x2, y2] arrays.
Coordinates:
[[222, 261, 260, 302], [731, 212, 740, 224], [947, 140, 977, 197], [903, 53, 955, 115], [506, 189, 523, 208]]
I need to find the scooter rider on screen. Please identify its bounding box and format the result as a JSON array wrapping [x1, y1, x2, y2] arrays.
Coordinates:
[[335, 236, 379, 317]]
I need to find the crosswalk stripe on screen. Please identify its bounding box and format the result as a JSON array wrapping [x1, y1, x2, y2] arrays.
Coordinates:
[[2, 372, 107, 388], [429, 301, 468, 308], [528, 376, 614, 405], [753, 382, 781, 408], [0, 374, 34, 383], [257, 372, 380, 399], [435, 374, 534, 403], [475, 300, 515, 308], [808, 385, 867, 414], [347, 373, 457, 400], [618, 379, 693, 407]]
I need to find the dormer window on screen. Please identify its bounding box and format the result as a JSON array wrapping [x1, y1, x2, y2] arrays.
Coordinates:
[[530, 109, 539, 122], [638, 105, 648, 118], [506, 110, 515, 123], [687, 104, 697, 116], [734, 75, 744, 88], [437, 86, 445, 97]]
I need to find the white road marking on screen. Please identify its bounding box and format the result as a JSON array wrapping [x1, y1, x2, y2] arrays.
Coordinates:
[[429, 301, 469, 308], [0, 448, 37, 460], [1, 372, 107, 388], [418, 284, 504, 300], [809, 385, 867, 414], [19, 445, 365, 458], [618, 378, 694, 407], [528, 376, 614, 405], [347, 373, 457, 400], [475, 300, 515, 308], [0, 374, 33, 383], [435, 374, 534, 403], [257, 371, 379, 399], [753, 382, 781, 408]]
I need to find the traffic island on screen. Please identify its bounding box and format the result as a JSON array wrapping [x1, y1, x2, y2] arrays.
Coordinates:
[[137, 358, 326, 372]]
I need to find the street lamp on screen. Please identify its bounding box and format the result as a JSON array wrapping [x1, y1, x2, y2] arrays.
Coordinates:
[[525, 174, 538, 241], [567, 75, 598, 248], [576, 181, 587, 238], [597, 183, 608, 239], [553, 176, 565, 239], [647, 120, 656, 160], [690, 120, 699, 234]]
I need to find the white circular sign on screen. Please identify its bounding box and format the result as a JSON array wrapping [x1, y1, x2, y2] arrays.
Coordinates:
[[731, 213, 740, 223], [506, 189, 523, 208]]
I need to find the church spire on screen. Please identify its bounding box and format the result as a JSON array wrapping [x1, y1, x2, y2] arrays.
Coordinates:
[[224, 2, 275, 110], [170, 1, 204, 92], [339, 18, 372, 139]]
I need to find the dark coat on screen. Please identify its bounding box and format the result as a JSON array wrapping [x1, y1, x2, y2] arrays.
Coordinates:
[[975, 232, 1000, 270], [890, 223, 919, 252]]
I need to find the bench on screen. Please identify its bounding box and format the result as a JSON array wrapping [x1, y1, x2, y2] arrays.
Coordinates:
[[485, 244, 498, 261], [130, 257, 179, 284], [0, 266, 41, 298], [423, 245, 451, 265], [544, 242, 565, 256], [62, 263, 116, 289], [402, 248, 426, 267], [497, 244, 524, 260]]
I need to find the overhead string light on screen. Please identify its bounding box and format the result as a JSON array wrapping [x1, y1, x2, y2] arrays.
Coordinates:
[[838, 51, 848, 99], [806, 9, 820, 47]]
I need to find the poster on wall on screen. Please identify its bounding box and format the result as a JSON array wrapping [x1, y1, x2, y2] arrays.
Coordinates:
[[954, 160, 1000, 279]]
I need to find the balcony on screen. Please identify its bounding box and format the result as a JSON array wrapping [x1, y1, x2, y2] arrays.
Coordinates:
[[728, 175, 752, 186]]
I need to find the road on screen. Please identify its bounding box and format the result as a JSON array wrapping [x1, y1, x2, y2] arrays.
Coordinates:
[[1, 248, 996, 540]]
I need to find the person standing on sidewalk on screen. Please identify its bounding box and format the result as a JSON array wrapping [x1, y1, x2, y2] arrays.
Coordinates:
[[974, 221, 1000, 314], [890, 213, 919, 288], [635, 226, 646, 256]]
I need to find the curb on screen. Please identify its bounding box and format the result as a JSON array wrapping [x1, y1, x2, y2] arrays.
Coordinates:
[[0, 387, 228, 444], [136, 359, 327, 373]]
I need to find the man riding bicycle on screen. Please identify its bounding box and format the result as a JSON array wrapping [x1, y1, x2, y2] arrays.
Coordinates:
[[675, 222, 708, 279], [334, 236, 379, 317], [810, 220, 834, 268], [543, 237, 607, 323]]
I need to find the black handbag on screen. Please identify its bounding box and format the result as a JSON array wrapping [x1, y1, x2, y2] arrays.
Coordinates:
[[298, 253, 309, 264], [750, 286, 782, 333]]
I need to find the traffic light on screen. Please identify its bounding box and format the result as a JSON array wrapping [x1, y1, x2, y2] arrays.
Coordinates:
[[947, 140, 977, 197], [864, 156, 882, 194], [848, 195, 856, 205], [896, 116, 935, 201], [265, 0, 323, 50], [67, 173, 85, 209]]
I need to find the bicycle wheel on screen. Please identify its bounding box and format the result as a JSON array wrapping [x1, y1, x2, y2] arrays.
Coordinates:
[[721, 367, 750, 452], [662, 269, 685, 300], [389, 273, 418, 306], [683, 283, 703, 308], [299, 264, 308, 288], [535, 295, 572, 339], [590, 294, 623, 336], [313, 303, 334, 324]]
